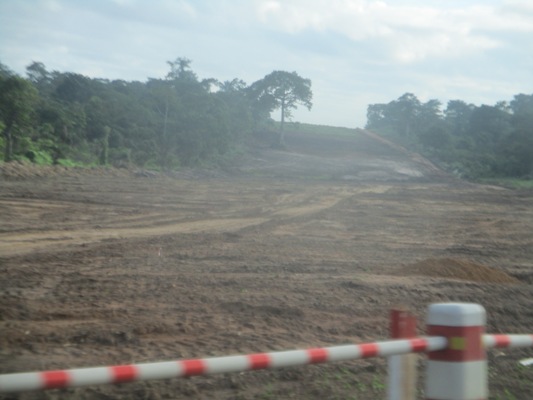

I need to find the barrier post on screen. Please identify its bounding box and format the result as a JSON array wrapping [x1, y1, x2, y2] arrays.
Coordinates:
[[425, 303, 487, 400], [388, 308, 417, 400]]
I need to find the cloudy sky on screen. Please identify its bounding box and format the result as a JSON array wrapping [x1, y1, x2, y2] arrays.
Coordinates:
[[1, 0, 532, 127]]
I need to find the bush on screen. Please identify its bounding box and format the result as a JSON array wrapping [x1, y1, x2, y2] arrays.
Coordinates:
[[109, 147, 131, 168]]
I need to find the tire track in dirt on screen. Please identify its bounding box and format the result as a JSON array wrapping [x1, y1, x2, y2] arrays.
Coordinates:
[[0, 218, 269, 257], [0, 188, 355, 257]]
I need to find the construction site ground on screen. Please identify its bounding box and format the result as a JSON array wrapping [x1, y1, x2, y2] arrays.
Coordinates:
[[1, 128, 532, 399]]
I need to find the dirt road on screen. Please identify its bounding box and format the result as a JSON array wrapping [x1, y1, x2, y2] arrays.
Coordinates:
[[1, 129, 532, 399]]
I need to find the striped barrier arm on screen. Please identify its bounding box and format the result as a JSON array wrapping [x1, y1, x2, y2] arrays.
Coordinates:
[[483, 334, 533, 349], [0, 336, 445, 393]]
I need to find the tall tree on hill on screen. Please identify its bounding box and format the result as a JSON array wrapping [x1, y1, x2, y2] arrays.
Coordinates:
[[445, 100, 475, 137], [366, 93, 423, 139], [26, 61, 54, 96], [0, 62, 13, 79], [505, 94, 533, 176], [166, 57, 198, 82], [389, 93, 422, 137], [249, 71, 312, 146]]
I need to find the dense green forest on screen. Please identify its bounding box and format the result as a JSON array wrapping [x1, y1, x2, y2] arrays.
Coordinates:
[[367, 93, 533, 181], [0, 58, 312, 169], [2, 58, 531, 183]]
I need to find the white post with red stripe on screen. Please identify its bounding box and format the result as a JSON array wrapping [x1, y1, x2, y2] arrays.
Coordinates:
[[425, 303, 487, 400], [388, 308, 417, 400]]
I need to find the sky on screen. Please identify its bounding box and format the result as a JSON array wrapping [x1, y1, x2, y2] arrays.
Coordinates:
[[1, 0, 532, 128]]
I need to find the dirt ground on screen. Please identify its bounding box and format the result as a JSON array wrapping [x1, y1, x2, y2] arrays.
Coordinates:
[[1, 129, 532, 399]]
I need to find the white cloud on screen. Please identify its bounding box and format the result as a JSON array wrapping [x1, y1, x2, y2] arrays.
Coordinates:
[[388, 31, 500, 64], [42, 0, 62, 12], [252, 0, 531, 63], [502, 0, 533, 16]]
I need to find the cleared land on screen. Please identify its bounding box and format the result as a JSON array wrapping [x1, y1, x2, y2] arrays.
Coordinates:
[[1, 129, 532, 399]]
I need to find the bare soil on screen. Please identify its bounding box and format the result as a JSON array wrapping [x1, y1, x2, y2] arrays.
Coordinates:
[[1, 129, 532, 399]]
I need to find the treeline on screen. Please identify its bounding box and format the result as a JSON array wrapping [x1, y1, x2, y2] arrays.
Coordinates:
[[366, 93, 533, 180], [0, 58, 312, 169]]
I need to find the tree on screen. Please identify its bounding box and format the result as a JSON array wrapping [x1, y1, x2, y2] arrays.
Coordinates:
[[388, 93, 422, 137], [166, 57, 198, 82], [0, 76, 38, 161], [0, 62, 14, 79], [510, 94, 533, 133], [366, 93, 424, 141], [249, 71, 312, 146], [218, 78, 246, 93], [366, 103, 387, 131], [468, 105, 512, 151], [505, 94, 533, 176], [366, 92, 533, 179], [445, 100, 475, 137], [145, 78, 181, 169], [26, 61, 53, 94], [418, 124, 452, 157], [54, 72, 97, 103]]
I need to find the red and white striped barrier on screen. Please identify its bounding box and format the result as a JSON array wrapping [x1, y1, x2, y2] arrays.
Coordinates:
[[484, 334, 533, 349], [0, 337, 445, 393], [0, 303, 532, 397], [1, 334, 531, 395]]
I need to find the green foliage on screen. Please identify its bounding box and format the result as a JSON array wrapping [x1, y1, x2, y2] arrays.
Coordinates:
[[248, 70, 313, 146], [109, 147, 131, 167], [99, 126, 110, 165], [56, 158, 85, 167], [2, 58, 312, 169], [371, 375, 385, 392], [367, 92, 533, 181], [0, 75, 38, 161], [282, 121, 358, 137], [477, 177, 533, 189]]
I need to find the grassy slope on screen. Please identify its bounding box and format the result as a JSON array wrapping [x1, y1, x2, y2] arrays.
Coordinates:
[[279, 121, 533, 189]]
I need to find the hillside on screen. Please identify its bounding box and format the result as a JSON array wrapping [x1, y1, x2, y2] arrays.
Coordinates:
[[1, 128, 532, 399]]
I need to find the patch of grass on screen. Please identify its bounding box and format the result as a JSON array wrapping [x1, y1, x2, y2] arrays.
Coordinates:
[[312, 365, 387, 399], [259, 383, 275, 399], [56, 158, 88, 167], [275, 121, 359, 137], [494, 388, 518, 400], [477, 177, 533, 189], [371, 375, 385, 392], [31, 150, 54, 165]]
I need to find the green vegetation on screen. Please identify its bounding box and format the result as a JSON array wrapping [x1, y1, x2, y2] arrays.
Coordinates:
[[367, 93, 533, 182], [477, 178, 533, 190], [0, 59, 312, 169], [248, 70, 313, 147], [309, 365, 386, 399], [3, 56, 530, 187], [280, 121, 357, 137]]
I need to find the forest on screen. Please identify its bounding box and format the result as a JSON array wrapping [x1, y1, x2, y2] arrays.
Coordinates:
[[366, 93, 533, 181], [1, 58, 531, 183], [0, 58, 312, 169]]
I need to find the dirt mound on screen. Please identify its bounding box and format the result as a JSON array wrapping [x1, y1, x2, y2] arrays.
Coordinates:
[[399, 258, 520, 284]]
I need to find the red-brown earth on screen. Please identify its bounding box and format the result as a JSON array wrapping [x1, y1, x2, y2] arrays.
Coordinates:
[[1, 129, 532, 399]]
